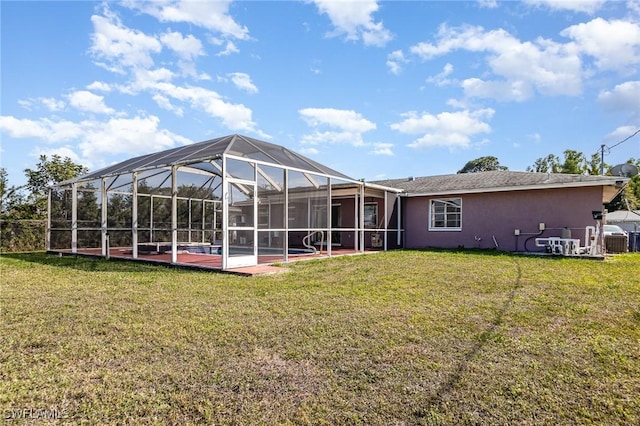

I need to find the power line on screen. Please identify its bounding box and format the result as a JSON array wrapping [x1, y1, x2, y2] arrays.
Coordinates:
[[599, 127, 640, 174], [607, 128, 640, 150]]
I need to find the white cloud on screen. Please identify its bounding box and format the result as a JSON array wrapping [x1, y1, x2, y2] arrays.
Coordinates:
[[561, 18, 640, 72], [17, 98, 65, 112], [410, 24, 583, 100], [17, 99, 33, 110], [209, 37, 240, 56], [299, 107, 376, 147], [0, 114, 192, 169], [386, 50, 408, 75], [98, 57, 261, 134], [299, 108, 376, 133], [299, 147, 319, 155], [524, 0, 607, 14], [67, 91, 115, 115], [598, 81, 640, 114], [217, 40, 240, 56], [0, 116, 83, 142], [160, 30, 204, 60], [89, 9, 162, 73], [462, 78, 533, 101], [125, 0, 249, 40], [77, 115, 191, 160], [153, 94, 184, 116], [39, 98, 65, 112], [228, 72, 258, 94], [129, 68, 176, 92], [311, 0, 393, 47], [86, 81, 112, 92], [426, 63, 455, 87], [390, 109, 494, 149], [300, 130, 367, 146], [629, 0, 640, 17], [478, 0, 498, 8], [145, 82, 259, 132], [604, 125, 640, 144], [31, 146, 83, 166], [370, 142, 394, 156]]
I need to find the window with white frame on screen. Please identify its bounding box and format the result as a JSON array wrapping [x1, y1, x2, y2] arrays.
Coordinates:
[[429, 198, 461, 230], [364, 203, 378, 228]]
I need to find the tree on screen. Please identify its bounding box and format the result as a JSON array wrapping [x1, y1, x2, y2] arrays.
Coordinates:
[[528, 150, 603, 175], [560, 149, 587, 174], [0, 167, 28, 218], [0, 168, 7, 202], [23, 155, 88, 218], [604, 158, 640, 211], [526, 154, 561, 173], [0, 167, 9, 213], [457, 156, 508, 174], [587, 152, 605, 176]]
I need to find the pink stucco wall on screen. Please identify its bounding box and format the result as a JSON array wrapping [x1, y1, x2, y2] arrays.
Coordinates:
[[402, 186, 605, 252]]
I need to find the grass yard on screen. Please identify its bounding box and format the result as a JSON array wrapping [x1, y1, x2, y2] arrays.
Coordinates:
[[1, 250, 639, 425]]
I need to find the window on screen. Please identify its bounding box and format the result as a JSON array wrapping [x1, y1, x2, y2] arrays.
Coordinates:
[[364, 203, 378, 228], [429, 198, 461, 230]]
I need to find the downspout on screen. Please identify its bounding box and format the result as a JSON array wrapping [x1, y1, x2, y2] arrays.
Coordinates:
[[353, 191, 358, 251], [327, 178, 332, 257], [359, 183, 365, 252], [383, 189, 388, 251], [396, 193, 402, 247]]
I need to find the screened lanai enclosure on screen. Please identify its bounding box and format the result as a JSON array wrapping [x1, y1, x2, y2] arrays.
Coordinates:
[[48, 134, 402, 271]]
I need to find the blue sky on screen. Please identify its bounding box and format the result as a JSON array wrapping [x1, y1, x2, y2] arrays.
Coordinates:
[[1, 0, 639, 187]]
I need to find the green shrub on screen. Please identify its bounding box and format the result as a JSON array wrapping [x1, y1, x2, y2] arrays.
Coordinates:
[[0, 219, 46, 252]]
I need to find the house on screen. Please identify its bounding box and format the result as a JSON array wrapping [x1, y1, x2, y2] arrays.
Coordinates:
[[47, 135, 628, 271], [605, 209, 640, 252], [605, 209, 640, 234], [375, 171, 627, 253]]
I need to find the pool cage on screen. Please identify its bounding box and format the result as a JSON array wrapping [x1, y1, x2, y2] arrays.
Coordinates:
[[47, 134, 403, 270]]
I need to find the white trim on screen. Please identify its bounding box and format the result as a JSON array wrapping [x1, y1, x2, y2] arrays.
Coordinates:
[[428, 198, 462, 232], [132, 172, 138, 259], [171, 165, 178, 264]]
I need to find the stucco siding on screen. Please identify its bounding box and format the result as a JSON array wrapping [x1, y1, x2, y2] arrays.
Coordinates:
[[403, 186, 605, 252]]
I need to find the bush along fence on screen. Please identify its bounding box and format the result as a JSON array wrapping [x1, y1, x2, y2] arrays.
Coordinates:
[[0, 220, 46, 252]]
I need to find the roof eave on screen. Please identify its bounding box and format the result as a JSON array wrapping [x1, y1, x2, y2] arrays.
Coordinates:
[[401, 179, 629, 198], [363, 181, 404, 193]]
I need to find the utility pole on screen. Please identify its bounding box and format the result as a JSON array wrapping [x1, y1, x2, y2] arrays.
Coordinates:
[[600, 144, 605, 175]]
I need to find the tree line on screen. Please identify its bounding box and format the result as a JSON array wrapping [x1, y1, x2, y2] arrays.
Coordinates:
[[457, 151, 640, 211], [1, 150, 638, 248]]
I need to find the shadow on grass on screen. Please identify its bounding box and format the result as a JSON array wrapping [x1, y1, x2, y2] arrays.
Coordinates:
[[413, 256, 524, 421], [408, 247, 591, 262], [0, 251, 177, 273]]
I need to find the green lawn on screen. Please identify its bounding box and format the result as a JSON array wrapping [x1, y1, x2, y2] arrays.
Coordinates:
[[1, 250, 639, 425]]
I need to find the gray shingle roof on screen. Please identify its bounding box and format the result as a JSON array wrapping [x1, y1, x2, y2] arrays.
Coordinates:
[[373, 170, 628, 196]]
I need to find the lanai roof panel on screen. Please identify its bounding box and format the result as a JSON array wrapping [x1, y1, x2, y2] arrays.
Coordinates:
[[56, 134, 354, 186]]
